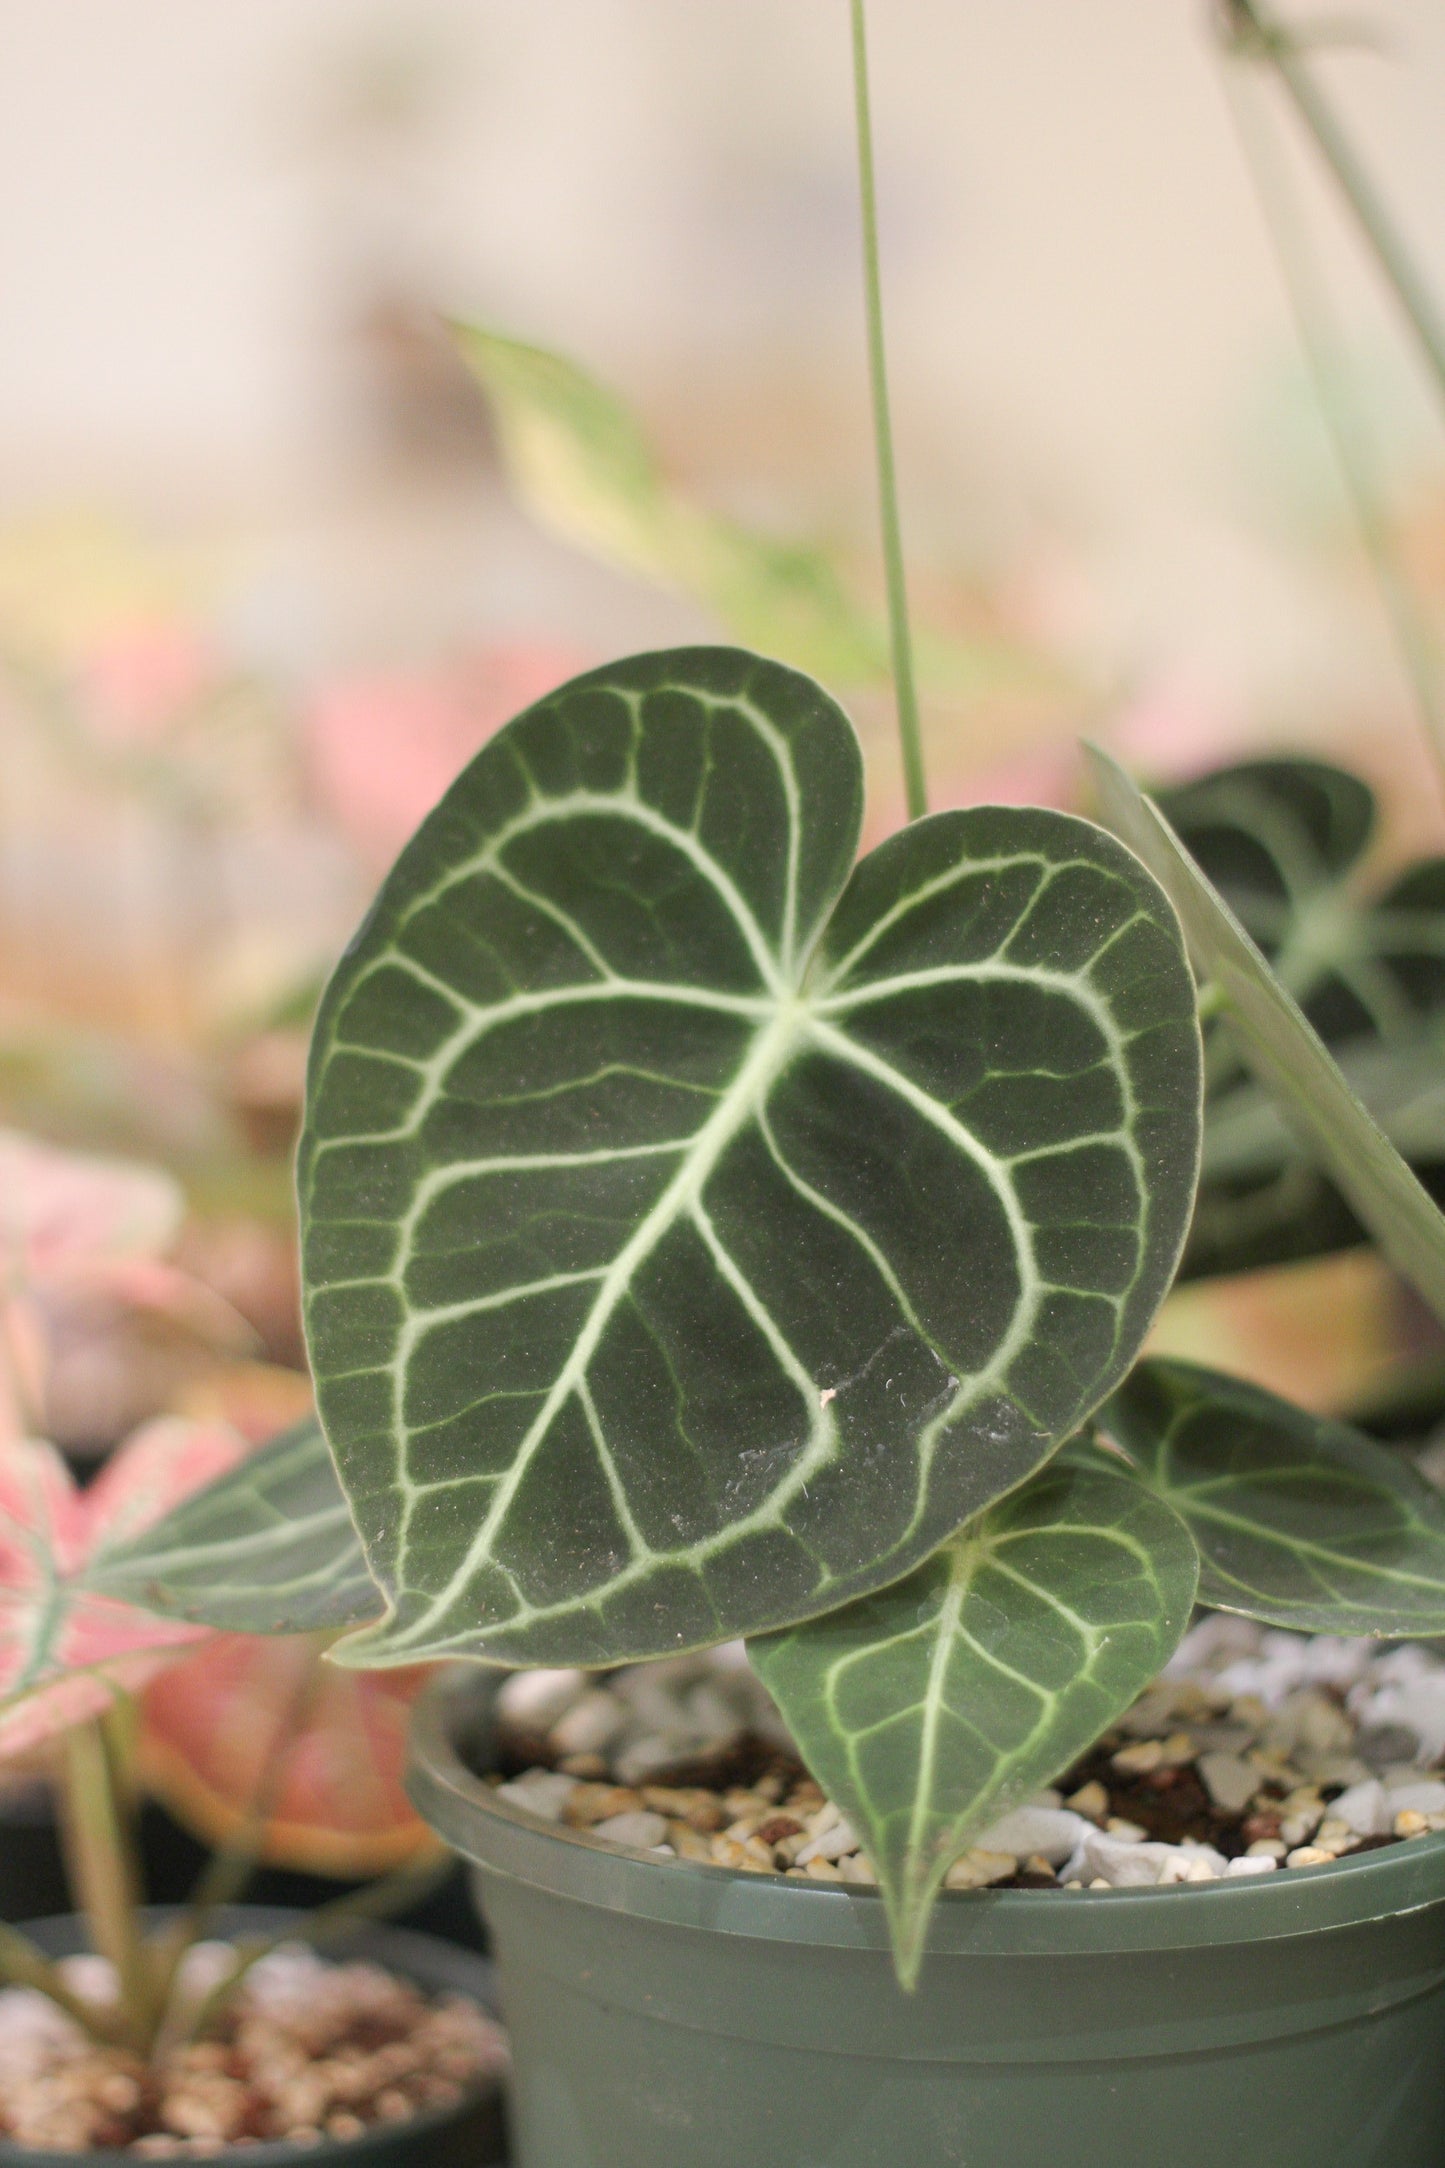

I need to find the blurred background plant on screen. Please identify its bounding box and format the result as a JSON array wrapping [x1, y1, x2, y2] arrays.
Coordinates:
[[1, 0, 1444, 1938]]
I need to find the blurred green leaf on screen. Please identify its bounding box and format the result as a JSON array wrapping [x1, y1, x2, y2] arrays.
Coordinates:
[[455, 324, 1050, 700], [1151, 759, 1445, 1276], [1087, 744, 1445, 1328]]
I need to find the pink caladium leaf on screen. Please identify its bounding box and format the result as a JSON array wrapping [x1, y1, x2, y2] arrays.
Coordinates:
[[305, 645, 583, 868], [141, 1636, 436, 1878], [0, 1132, 255, 1438], [0, 1418, 250, 1758], [0, 1129, 184, 1284]]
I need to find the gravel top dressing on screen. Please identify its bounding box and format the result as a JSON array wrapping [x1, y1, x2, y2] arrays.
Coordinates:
[[478, 1617, 1445, 1894], [0, 1943, 508, 2156]]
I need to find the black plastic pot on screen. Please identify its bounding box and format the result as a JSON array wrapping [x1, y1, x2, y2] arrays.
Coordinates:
[[137, 1802, 489, 1954], [0, 1781, 69, 1926], [411, 1671, 1445, 2168], [0, 1906, 508, 2167]]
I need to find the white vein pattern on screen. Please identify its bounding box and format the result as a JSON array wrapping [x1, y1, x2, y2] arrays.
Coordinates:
[[1101, 1360, 1445, 1633], [299, 650, 1201, 1666], [749, 1460, 1198, 1982], [91, 1425, 376, 1634]]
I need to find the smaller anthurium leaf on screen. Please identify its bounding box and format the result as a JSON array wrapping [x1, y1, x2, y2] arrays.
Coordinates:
[[1155, 758, 1445, 1045], [1094, 1358, 1445, 1636], [1087, 745, 1445, 1328], [1153, 761, 1381, 1036], [88, 1420, 378, 1636], [1152, 759, 1445, 1277], [747, 1459, 1198, 1988], [0, 1420, 249, 1758]]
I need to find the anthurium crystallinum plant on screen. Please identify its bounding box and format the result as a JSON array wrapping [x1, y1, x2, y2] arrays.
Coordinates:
[[9, 28, 1445, 2168], [47, 0, 1445, 2016]]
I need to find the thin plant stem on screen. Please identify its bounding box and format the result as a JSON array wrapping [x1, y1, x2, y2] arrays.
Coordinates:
[[1221, 63, 1445, 795], [0, 1920, 129, 2046], [1222, 0, 1445, 416], [849, 0, 927, 820], [151, 1648, 328, 2025], [179, 1852, 450, 2047], [59, 1718, 158, 2054]]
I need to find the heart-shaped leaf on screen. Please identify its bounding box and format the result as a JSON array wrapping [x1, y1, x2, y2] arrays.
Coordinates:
[[298, 649, 1202, 1668], [749, 1458, 1198, 1987], [1094, 1357, 1445, 1634], [89, 1420, 377, 1636], [1087, 745, 1445, 1327]]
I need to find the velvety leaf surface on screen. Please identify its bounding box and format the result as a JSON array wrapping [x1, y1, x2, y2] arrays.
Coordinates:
[[1095, 1358, 1445, 1635], [749, 1459, 1198, 1986], [299, 648, 1202, 1667], [90, 1420, 377, 1635], [1087, 745, 1445, 1327]]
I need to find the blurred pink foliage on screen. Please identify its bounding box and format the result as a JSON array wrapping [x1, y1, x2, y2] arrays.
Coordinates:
[[0, 1130, 252, 1441], [78, 620, 218, 750], [0, 1417, 248, 1758], [306, 643, 584, 867]]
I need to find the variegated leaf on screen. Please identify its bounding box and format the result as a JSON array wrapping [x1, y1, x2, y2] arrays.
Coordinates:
[[89, 1420, 377, 1636]]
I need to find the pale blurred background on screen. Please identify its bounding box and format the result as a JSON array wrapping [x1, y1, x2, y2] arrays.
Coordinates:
[[1, 0, 1444, 1443], [2, 0, 1443, 699]]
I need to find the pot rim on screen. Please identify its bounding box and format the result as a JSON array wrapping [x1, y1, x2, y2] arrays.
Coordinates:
[[0, 1906, 501, 2167], [410, 1667, 1445, 1959]]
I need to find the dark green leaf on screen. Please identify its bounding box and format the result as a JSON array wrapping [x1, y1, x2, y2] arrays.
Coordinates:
[[749, 1460, 1198, 1987], [1157, 759, 1445, 1041], [1149, 759, 1445, 1276], [88, 1422, 378, 1635], [299, 649, 1202, 1669], [1095, 1358, 1445, 1634], [1086, 744, 1445, 1326]]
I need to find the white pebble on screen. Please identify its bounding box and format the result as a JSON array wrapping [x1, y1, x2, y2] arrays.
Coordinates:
[[1382, 1779, 1445, 1819], [797, 1816, 860, 1865], [1196, 1751, 1259, 1815], [549, 1688, 628, 1757], [614, 1734, 699, 1786], [496, 1668, 586, 1729], [1061, 1829, 1226, 1889], [973, 1807, 1090, 1868], [1224, 1854, 1277, 1876], [494, 1769, 579, 1822], [1329, 1778, 1393, 1838], [591, 1810, 669, 1850]]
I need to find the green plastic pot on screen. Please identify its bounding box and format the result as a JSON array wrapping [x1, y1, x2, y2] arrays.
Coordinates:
[[0, 1907, 508, 2167], [410, 1671, 1445, 2168]]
